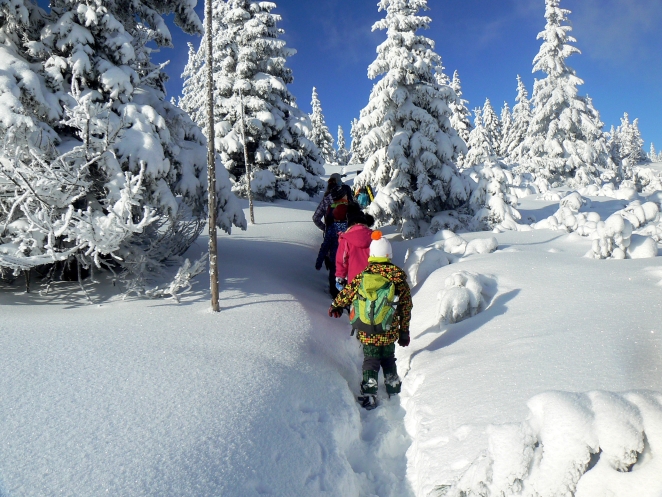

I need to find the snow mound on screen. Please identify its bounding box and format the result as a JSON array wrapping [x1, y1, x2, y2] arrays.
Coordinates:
[[437, 271, 494, 325], [404, 246, 450, 288], [433, 230, 468, 255], [442, 390, 662, 497], [464, 237, 499, 256], [578, 183, 641, 201], [405, 232, 499, 288]]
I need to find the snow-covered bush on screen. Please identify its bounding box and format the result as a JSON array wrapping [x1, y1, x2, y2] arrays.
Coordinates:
[[516, 0, 609, 188], [404, 231, 498, 288], [180, 0, 324, 201], [437, 271, 493, 325], [0, 0, 245, 282], [441, 390, 662, 497], [404, 246, 450, 288], [353, 0, 470, 239]]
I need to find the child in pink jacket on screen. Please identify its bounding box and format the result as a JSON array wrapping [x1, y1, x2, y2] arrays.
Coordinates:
[[335, 204, 374, 287]]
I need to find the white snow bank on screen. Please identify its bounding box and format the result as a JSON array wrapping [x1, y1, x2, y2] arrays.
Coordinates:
[[404, 231, 498, 288], [437, 271, 496, 325], [442, 390, 662, 497]]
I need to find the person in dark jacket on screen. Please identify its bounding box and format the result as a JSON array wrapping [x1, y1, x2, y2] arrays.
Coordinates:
[[315, 204, 348, 298], [312, 173, 355, 232]]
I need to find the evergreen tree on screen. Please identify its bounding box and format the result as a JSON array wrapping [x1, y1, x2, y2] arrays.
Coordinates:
[[0, 0, 245, 280], [650, 143, 659, 162], [335, 125, 350, 166], [449, 70, 473, 143], [518, 0, 607, 187], [481, 98, 501, 155], [503, 75, 532, 160], [609, 113, 647, 180], [348, 118, 365, 165], [499, 102, 513, 158], [180, 0, 324, 201], [464, 109, 497, 168], [309, 87, 335, 163], [353, 0, 469, 239]]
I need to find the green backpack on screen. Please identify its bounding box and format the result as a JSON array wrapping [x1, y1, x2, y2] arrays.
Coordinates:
[[349, 272, 398, 335]]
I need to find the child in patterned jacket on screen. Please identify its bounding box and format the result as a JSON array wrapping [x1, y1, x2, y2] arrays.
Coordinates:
[[328, 231, 412, 409]]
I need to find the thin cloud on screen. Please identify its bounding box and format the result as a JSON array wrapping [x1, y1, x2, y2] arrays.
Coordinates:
[[570, 0, 662, 65]]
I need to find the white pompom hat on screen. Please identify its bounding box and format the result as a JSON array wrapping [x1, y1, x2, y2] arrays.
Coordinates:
[[369, 231, 392, 259]]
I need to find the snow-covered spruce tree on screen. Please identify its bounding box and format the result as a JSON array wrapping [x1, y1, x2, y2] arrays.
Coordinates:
[[0, 0, 245, 282], [449, 70, 472, 143], [463, 108, 495, 168], [650, 143, 660, 162], [481, 99, 501, 156], [180, 0, 324, 201], [353, 0, 470, 239], [499, 102, 513, 158], [609, 113, 647, 180], [309, 87, 335, 164], [517, 0, 608, 187], [461, 111, 521, 230], [503, 75, 532, 161], [336, 125, 350, 166], [348, 118, 366, 165]]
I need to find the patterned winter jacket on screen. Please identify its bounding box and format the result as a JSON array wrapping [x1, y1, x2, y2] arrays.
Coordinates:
[[332, 259, 413, 346]]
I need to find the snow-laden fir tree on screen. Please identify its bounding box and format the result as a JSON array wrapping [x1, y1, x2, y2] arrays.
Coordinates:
[[481, 99, 501, 156], [608, 113, 647, 181], [449, 70, 473, 143], [499, 102, 513, 158], [180, 0, 324, 201], [502, 75, 532, 161], [348, 118, 366, 165], [517, 0, 608, 187], [461, 110, 521, 230], [353, 0, 470, 238], [309, 87, 335, 164], [0, 0, 245, 283], [336, 125, 350, 166], [650, 143, 660, 163]]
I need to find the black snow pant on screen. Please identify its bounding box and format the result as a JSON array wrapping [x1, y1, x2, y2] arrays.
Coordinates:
[[328, 260, 339, 299], [361, 343, 401, 396]]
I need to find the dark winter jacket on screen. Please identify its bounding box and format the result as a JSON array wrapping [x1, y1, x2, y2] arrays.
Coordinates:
[[315, 221, 348, 270], [333, 258, 413, 346], [312, 185, 355, 231]]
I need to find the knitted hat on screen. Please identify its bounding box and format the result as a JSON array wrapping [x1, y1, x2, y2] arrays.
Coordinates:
[[330, 185, 346, 201], [369, 231, 392, 259], [333, 203, 348, 221]]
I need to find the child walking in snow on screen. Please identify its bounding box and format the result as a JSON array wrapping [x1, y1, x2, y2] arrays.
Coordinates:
[[328, 232, 412, 410]]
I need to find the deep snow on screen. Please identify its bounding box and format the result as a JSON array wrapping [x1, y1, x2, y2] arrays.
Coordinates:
[[1, 178, 662, 496]]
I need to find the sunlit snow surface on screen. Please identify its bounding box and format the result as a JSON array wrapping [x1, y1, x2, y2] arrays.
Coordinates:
[[1, 179, 662, 495]]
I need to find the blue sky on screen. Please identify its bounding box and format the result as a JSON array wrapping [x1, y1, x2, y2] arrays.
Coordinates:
[[135, 1, 661, 151]]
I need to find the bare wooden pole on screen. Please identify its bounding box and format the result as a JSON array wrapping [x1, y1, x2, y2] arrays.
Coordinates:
[[205, 0, 219, 312], [239, 89, 255, 224]]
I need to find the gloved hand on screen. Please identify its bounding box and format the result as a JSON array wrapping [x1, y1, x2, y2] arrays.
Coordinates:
[[335, 277, 346, 292], [328, 306, 343, 318], [398, 333, 410, 347]]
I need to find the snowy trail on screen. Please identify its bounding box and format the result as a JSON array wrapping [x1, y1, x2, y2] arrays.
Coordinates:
[[0, 200, 412, 496]]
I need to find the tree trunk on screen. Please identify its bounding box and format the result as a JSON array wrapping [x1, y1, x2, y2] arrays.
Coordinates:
[[205, 0, 219, 312]]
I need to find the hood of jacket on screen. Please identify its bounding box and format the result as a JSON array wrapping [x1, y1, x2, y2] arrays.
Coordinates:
[[339, 224, 372, 247]]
